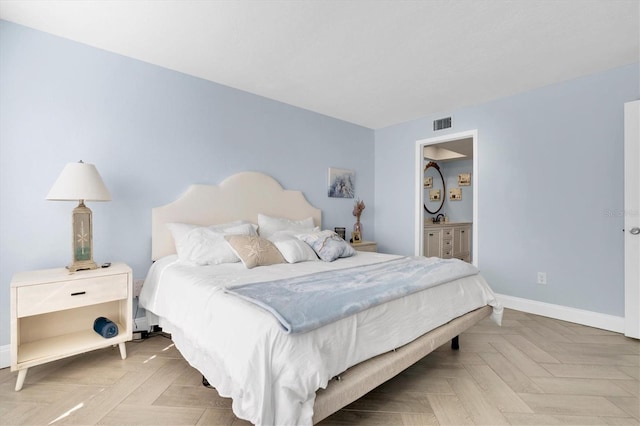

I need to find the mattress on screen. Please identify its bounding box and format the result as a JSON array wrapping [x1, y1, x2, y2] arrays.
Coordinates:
[[140, 252, 502, 425]]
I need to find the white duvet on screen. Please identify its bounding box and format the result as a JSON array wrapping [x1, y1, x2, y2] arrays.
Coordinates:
[[140, 252, 502, 425]]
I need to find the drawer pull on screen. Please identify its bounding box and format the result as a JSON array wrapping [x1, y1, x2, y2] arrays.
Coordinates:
[[71, 291, 86, 296]]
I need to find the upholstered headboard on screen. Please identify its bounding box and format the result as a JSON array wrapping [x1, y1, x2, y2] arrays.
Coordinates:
[[151, 171, 322, 260]]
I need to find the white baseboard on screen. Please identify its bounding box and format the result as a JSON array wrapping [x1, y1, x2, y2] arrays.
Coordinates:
[[496, 293, 625, 333], [0, 344, 9, 369]]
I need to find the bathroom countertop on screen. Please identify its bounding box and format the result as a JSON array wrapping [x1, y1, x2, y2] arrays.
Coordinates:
[[424, 221, 472, 227]]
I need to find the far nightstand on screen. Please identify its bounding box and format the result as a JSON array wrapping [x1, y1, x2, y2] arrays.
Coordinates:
[[10, 262, 132, 391], [351, 240, 378, 252]]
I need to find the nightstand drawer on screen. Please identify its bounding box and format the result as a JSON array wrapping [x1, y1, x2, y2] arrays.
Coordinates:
[[16, 274, 128, 317]]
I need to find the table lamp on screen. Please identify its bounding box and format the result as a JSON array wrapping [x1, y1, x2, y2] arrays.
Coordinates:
[[47, 161, 111, 271]]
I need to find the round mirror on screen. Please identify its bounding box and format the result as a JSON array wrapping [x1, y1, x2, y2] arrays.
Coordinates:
[[423, 161, 445, 214]]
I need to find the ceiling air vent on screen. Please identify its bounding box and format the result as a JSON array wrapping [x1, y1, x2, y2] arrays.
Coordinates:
[[433, 117, 452, 131]]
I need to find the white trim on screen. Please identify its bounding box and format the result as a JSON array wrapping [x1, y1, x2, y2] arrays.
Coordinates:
[[497, 293, 625, 333], [624, 100, 640, 339], [414, 139, 424, 256], [414, 130, 478, 266], [0, 344, 10, 369]]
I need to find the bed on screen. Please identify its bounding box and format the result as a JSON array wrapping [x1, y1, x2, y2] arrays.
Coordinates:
[[139, 171, 502, 425]]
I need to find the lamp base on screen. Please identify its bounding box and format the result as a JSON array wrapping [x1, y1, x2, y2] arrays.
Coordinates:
[[68, 259, 98, 272], [71, 201, 97, 272]]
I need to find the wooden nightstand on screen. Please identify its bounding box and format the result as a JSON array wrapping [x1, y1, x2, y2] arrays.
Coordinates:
[[351, 240, 378, 252], [10, 263, 132, 391]]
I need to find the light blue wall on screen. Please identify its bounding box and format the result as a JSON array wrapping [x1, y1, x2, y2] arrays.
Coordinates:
[[375, 63, 639, 317], [1, 19, 637, 352], [0, 21, 374, 347]]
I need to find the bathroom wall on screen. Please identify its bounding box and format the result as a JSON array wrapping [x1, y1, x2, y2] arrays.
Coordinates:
[[423, 158, 473, 223]]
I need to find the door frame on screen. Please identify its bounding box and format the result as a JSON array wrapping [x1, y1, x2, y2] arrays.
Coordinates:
[[414, 129, 478, 265], [624, 100, 639, 339]]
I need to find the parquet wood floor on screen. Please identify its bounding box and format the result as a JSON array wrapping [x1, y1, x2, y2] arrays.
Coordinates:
[[1, 309, 638, 425]]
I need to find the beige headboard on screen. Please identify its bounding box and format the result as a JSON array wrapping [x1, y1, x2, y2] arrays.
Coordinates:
[[151, 171, 322, 260]]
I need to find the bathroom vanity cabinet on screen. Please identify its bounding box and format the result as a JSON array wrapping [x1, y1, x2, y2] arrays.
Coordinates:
[[424, 222, 472, 262]]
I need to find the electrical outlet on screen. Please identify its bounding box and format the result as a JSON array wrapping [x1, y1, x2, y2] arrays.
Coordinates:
[[537, 272, 547, 285], [133, 279, 145, 297]]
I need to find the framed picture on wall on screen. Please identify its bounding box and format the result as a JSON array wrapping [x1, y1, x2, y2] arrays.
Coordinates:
[[429, 189, 441, 201], [423, 176, 433, 188], [449, 187, 462, 201], [458, 173, 471, 186], [328, 168, 355, 198]]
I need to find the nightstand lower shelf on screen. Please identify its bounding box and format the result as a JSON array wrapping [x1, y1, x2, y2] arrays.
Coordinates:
[[18, 324, 127, 365], [14, 326, 127, 392]]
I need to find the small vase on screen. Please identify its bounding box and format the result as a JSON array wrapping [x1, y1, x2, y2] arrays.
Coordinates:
[[353, 217, 362, 237]]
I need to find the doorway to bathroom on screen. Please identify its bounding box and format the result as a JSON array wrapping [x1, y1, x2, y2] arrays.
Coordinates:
[[414, 130, 478, 265]]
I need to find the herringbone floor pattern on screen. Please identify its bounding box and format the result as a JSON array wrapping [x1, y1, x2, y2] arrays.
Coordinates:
[[1, 309, 638, 425]]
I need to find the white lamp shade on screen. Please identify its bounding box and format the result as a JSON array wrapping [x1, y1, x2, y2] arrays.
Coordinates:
[[46, 161, 112, 201]]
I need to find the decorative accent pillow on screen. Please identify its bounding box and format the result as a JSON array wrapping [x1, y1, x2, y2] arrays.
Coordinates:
[[225, 235, 286, 269], [176, 223, 257, 265], [297, 230, 356, 262], [257, 214, 315, 239]]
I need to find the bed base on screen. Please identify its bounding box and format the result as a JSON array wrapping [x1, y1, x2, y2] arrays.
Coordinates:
[[311, 305, 491, 424], [202, 335, 457, 388]]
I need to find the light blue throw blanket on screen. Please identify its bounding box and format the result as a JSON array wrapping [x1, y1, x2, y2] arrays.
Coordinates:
[[226, 256, 479, 334]]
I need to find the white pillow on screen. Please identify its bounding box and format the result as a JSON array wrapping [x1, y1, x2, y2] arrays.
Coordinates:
[[166, 222, 201, 247], [167, 220, 252, 253], [268, 230, 318, 263], [272, 239, 318, 263], [257, 214, 315, 239], [176, 223, 257, 265]]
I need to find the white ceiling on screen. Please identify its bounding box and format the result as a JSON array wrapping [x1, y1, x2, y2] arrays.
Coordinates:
[[1, 0, 638, 129]]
